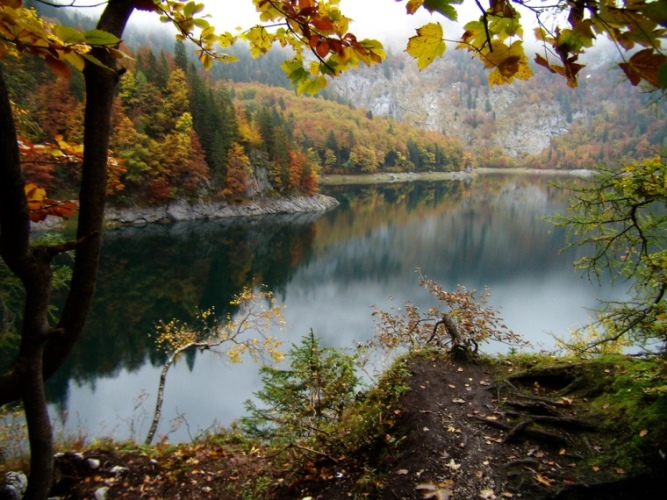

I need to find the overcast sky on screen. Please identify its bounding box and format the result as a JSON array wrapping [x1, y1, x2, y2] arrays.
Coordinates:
[[114, 0, 481, 49], [207, 0, 447, 43]]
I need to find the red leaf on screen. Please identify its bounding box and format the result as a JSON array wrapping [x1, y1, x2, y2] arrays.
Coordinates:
[[133, 0, 156, 11], [45, 56, 71, 78]]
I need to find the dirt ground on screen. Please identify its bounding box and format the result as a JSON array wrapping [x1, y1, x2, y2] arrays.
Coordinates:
[[44, 356, 664, 499]]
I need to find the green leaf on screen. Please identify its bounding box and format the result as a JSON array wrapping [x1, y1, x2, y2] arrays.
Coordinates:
[[406, 22, 446, 70], [423, 0, 460, 21], [192, 17, 210, 29], [297, 75, 327, 95], [184, 1, 197, 19], [646, 1, 667, 28], [55, 25, 85, 44], [281, 58, 309, 86], [81, 52, 112, 71], [658, 62, 667, 89], [83, 29, 120, 46]]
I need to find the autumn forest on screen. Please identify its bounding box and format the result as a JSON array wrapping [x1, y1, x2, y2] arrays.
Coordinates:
[[6, 4, 663, 212]]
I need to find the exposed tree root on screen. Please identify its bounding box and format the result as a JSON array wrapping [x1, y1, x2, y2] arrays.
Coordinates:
[[473, 415, 569, 445]]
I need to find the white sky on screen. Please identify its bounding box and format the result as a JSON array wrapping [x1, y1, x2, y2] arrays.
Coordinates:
[[70, 1, 558, 53], [207, 0, 445, 43], [115, 0, 481, 49]]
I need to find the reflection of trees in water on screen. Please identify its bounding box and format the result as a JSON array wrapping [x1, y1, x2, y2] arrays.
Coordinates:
[[45, 175, 578, 411], [314, 175, 577, 287], [45, 216, 318, 409]]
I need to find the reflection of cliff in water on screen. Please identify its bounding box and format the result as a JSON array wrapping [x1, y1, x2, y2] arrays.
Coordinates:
[[312, 176, 579, 288], [46, 213, 321, 409]]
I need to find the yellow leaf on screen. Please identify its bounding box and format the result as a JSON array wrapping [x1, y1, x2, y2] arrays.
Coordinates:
[[406, 22, 446, 70], [639, 428, 649, 437], [25, 183, 45, 202], [534, 473, 552, 487], [63, 51, 85, 71]]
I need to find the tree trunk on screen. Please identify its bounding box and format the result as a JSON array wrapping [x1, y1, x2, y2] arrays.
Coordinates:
[[0, 2, 135, 498]]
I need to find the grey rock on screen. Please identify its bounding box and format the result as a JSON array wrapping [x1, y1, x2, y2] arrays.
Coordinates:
[[94, 486, 109, 500], [0, 472, 27, 500]]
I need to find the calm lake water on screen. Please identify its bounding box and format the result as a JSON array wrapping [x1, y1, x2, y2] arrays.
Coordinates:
[[45, 174, 625, 443]]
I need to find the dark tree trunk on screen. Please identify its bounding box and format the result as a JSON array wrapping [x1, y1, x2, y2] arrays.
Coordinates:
[[0, 2, 135, 498]]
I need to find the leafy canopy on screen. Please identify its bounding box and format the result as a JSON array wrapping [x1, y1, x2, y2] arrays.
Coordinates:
[[2, 0, 664, 102], [403, 0, 667, 89], [552, 157, 667, 354]]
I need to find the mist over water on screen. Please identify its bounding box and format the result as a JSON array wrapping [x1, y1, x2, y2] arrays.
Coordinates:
[[46, 175, 625, 442]]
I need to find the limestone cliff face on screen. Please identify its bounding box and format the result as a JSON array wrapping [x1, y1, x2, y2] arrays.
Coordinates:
[[329, 53, 578, 159]]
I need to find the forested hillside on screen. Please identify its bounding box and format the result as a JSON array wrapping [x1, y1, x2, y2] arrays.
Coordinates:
[[11, 0, 665, 209], [8, 18, 466, 207], [331, 49, 667, 170]]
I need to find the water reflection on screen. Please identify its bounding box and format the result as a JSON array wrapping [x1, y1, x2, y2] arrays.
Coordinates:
[[46, 175, 624, 442]]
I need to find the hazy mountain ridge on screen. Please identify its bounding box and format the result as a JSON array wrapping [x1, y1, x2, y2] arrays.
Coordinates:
[[329, 51, 664, 164]]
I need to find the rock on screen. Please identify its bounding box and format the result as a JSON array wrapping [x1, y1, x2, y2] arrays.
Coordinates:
[[87, 458, 100, 470], [104, 194, 338, 226], [109, 466, 128, 476], [34, 194, 339, 231], [0, 472, 27, 500], [94, 486, 109, 500]]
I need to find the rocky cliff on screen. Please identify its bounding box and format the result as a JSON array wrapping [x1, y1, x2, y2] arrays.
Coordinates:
[[327, 51, 621, 160]]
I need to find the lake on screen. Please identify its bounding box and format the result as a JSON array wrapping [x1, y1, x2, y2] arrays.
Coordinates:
[[45, 174, 625, 443]]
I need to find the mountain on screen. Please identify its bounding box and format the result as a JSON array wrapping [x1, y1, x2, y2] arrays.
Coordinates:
[[328, 50, 666, 168]]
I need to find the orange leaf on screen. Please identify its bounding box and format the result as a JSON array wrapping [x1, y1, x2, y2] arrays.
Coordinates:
[[497, 55, 521, 78], [45, 56, 71, 78], [315, 40, 330, 58], [639, 429, 649, 437], [621, 49, 666, 88], [311, 18, 334, 32]]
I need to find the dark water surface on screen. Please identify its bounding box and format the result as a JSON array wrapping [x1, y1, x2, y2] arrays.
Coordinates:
[[45, 174, 624, 442]]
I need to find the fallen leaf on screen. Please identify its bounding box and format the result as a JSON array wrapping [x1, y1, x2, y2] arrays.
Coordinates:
[[416, 481, 453, 500], [479, 488, 496, 499], [535, 473, 552, 487], [457, 367, 464, 372], [452, 398, 466, 404], [639, 429, 649, 437], [446, 459, 461, 471], [559, 448, 566, 455], [615, 468, 625, 475], [592, 465, 600, 472], [396, 469, 409, 475], [479, 380, 490, 386]]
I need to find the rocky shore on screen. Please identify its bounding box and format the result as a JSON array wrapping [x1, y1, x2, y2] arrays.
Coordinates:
[[104, 194, 339, 226], [34, 194, 339, 231]]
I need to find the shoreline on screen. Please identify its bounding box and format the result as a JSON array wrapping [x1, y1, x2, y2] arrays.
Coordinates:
[[33, 194, 340, 231], [34, 168, 591, 231], [319, 167, 591, 186]]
